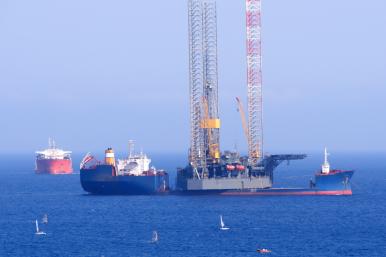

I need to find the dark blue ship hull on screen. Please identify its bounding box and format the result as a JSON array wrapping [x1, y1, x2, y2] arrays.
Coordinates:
[[80, 165, 169, 195]]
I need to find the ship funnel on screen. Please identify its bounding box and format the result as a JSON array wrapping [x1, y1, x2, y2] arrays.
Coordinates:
[[105, 148, 116, 166]]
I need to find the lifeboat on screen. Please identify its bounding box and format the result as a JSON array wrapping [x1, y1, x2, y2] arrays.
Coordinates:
[[226, 165, 235, 171], [235, 164, 245, 171]]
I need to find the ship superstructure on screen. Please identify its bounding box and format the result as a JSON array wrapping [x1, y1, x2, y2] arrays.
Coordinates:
[[35, 138, 73, 174], [116, 141, 153, 176]]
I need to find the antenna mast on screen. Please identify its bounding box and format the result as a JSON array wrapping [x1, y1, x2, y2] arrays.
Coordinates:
[[128, 140, 134, 158]]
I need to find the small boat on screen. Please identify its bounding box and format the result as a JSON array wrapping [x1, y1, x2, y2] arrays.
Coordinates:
[[256, 248, 271, 254], [41, 214, 48, 224], [219, 215, 229, 230], [35, 220, 46, 235], [151, 230, 158, 243]]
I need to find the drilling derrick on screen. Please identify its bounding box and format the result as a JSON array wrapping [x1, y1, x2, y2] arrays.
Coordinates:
[[202, 1, 220, 163], [188, 0, 220, 174], [188, 0, 205, 170], [245, 0, 263, 166]]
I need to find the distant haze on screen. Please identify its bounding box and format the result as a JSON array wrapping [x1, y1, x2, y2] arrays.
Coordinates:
[[0, 0, 385, 155]]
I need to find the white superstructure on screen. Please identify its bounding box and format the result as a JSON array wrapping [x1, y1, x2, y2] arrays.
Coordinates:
[[35, 138, 72, 160], [116, 141, 154, 176]]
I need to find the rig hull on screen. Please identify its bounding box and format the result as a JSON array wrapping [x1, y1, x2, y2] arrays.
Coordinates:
[[35, 159, 73, 175], [176, 169, 354, 196], [80, 165, 169, 195], [177, 188, 352, 196]]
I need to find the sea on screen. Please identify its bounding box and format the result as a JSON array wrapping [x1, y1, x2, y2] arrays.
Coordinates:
[[0, 152, 385, 257]]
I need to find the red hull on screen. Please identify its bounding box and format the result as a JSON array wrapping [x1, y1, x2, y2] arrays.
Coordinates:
[[35, 159, 73, 174], [220, 190, 352, 196]]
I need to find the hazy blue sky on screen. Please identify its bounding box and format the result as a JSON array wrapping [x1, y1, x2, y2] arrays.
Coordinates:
[[0, 0, 385, 155]]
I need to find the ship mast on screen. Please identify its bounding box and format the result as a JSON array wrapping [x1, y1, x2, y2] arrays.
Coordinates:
[[322, 147, 330, 174], [128, 140, 135, 158]]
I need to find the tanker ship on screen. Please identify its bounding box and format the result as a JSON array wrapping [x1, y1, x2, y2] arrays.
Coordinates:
[[176, 148, 354, 196], [80, 142, 169, 195], [35, 138, 73, 174]]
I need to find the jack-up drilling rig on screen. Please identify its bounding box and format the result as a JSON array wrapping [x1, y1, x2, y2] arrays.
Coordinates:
[[177, 0, 305, 194]]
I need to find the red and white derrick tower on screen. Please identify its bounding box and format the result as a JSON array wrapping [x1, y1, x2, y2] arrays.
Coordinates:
[[245, 0, 263, 166]]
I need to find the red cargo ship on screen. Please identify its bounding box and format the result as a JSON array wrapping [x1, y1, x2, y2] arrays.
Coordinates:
[[35, 138, 73, 174]]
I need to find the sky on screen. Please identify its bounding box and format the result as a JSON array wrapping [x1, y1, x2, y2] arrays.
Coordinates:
[[0, 0, 385, 155]]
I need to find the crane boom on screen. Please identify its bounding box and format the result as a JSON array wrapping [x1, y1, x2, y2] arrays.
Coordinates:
[[236, 97, 249, 143]]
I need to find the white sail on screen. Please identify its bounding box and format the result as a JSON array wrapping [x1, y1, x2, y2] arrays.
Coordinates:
[[35, 220, 39, 233], [220, 215, 229, 230], [151, 231, 158, 243], [35, 219, 46, 235], [42, 214, 48, 224]]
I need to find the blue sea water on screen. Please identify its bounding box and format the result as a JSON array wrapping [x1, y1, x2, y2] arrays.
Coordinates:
[[0, 152, 385, 257]]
